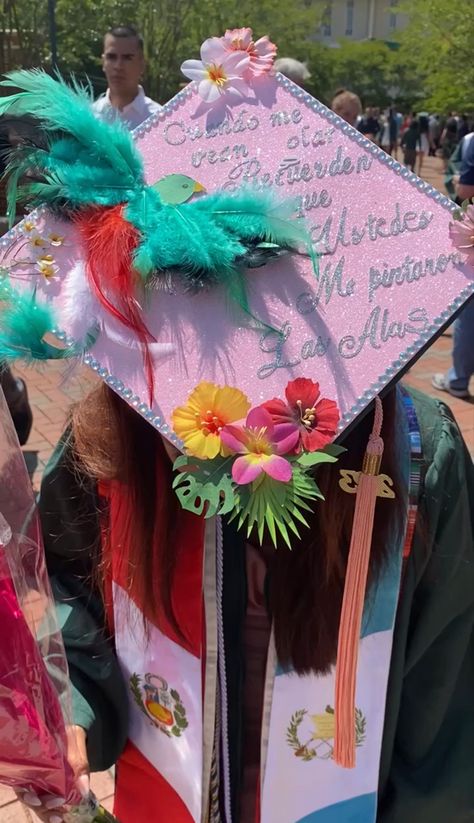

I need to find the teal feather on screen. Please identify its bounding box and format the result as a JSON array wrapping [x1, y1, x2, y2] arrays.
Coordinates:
[[190, 189, 308, 249], [128, 186, 309, 288], [0, 281, 87, 361], [0, 69, 145, 219]]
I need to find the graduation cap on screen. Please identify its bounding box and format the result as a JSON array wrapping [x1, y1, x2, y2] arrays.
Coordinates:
[[0, 30, 472, 769]]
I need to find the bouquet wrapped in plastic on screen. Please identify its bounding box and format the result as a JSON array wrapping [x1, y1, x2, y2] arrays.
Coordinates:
[[0, 386, 118, 822]]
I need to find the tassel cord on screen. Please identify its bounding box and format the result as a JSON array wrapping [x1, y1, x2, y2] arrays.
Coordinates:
[[333, 397, 384, 768]]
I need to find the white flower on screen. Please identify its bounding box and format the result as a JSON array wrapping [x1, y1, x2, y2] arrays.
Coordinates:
[[181, 37, 251, 103], [35, 255, 59, 281]]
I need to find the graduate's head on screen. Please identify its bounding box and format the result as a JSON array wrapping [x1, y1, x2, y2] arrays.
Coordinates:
[[102, 25, 145, 98]]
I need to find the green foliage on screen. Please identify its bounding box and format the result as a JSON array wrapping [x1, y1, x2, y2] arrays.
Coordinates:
[[0, 0, 469, 112], [317, 38, 424, 110], [0, 0, 326, 102], [395, 0, 474, 112], [173, 443, 344, 547]]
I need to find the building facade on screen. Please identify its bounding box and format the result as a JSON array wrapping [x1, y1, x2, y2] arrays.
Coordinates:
[[316, 0, 408, 44]]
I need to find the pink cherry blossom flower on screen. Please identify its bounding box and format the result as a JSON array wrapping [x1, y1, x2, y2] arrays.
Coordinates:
[[181, 37, 251, 103], [223, 27, 277, 77], [262, 378, 340, 453], [220, 406, 299, 485], [450, 204, 474, 267]]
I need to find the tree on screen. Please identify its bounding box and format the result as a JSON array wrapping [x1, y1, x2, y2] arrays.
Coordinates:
[[312, 39, 425, 111], [54, 0, 327, 102], [0, 0, 48, 73], [395, 0, 474, 112]]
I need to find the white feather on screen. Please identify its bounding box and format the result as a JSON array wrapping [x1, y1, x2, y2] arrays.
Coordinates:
[[61, 259, 98, 342], [61, 259, 174, 359]]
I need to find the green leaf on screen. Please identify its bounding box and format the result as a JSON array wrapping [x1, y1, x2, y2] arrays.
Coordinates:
[[173, 454, 235, 517], [322, 443, 346, 458], [297, 450, 338, 468], [296, 443, 345, 468]]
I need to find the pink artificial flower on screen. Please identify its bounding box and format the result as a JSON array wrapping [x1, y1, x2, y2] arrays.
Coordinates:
[[181, 37, 251, 103], [220, 406, 298, 485], [223, 27, 277, 77], [450, 204, 474, 266], [262, 378, 340, 453]]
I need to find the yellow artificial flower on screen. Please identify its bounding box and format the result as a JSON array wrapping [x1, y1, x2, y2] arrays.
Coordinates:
[[22, 220, 36, 234], [310, 710, 335, 741], [172, 381, 250, 460]]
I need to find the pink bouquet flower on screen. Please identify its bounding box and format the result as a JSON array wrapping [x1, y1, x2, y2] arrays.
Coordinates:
[[450, 202, 474, 267]]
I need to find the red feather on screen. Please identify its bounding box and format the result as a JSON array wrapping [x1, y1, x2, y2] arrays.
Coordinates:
[[75, 206, 156, 403]]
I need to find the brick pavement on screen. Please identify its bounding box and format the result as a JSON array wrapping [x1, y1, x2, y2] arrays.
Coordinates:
[[1, 152, 473, 819]]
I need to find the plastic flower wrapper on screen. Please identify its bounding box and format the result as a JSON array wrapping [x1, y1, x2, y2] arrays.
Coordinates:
[[450, 199, 474, 267], [172, 379, 344, 547], [0, 387, 118, 822]]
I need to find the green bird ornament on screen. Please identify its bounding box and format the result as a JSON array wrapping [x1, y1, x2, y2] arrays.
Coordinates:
[[152, 173, 206, 205]]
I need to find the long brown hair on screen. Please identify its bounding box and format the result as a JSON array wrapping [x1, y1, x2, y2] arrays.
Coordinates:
[[71, 383, 405, 675]]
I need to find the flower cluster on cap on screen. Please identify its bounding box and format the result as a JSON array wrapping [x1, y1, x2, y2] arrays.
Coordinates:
[[180, 27, 277, 104], [172, 377, 340, 487]]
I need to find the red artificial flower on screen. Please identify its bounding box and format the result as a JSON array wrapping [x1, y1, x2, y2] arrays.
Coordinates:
[[262, 377, 340, 452]]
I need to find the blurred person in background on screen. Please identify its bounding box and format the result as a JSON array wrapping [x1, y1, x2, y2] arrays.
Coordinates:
[[358, 106, 379, 141], [379, 110, 391, 153], [433, 135, 474, 398], [444, 128, 474, 201], [458, 115, 470, 142], [273, 57, 311, 87], [417, 113, 430, 176], [428, 114, 440, 156], [330, 88, 362, 128], [401, 117, 420, 172], [93, 25, 161, 130], [440, 113, 460, 171]]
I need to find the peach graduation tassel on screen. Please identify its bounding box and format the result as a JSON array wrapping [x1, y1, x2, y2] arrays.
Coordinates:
[[334, 396, 384, 768]]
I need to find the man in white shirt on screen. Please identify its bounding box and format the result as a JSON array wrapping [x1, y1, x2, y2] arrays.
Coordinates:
[[93, 25, 161, 131]]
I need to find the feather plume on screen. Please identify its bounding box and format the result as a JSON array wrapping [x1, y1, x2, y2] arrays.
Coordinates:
[[0, 282, 85, 362], [75, 206, 156, 401], [191, 189, 308, 249], [0, 70, 144, 218], [129, 187, 309, 292], [62, 260, 99, 343]]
